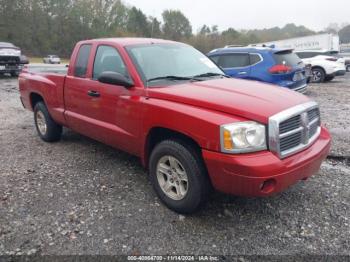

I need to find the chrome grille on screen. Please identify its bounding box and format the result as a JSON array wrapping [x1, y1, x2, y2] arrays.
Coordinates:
[[280, 132, 302, 152], [279, 115, 301, 134], [308, 108, 319, 122], [269, 101, 321, 159]]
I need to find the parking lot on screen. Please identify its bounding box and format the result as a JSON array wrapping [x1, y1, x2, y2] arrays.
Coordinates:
[[0, 74, 349, 256]]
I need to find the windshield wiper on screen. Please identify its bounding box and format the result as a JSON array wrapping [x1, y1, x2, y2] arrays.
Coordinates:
[[147, 75, 192, 83], [192, 72, 230, 79]]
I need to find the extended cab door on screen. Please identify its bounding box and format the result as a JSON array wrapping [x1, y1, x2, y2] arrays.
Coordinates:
[[64, 43, 142, 156], [64, 44, 104, 138]]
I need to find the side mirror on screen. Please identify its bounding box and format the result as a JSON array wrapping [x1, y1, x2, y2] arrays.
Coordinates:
[[98, 71, 134, 88]]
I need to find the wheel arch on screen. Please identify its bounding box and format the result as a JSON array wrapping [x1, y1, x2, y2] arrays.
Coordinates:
[[311, 65, 326, 73], [143, 127, 204, 169], [29, 92, 45, 110]]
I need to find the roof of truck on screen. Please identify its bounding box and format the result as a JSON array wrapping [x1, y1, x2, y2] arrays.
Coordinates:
[[0, 42, 17, 48], [82, 38, 181, 46]]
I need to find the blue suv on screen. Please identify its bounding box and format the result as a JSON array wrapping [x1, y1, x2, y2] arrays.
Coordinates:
[[207, 46, 308, 93]]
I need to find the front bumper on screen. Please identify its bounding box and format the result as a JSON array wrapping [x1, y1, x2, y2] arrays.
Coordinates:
[[0, 64, 23, 73], [203, 127, 331, 197]]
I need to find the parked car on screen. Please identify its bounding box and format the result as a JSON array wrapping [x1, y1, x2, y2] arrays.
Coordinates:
[[337, 52, 350, 72], [43, 55, 61, 64], [19, 38, 331, 213], [346, 58, 350, 72], [295, 50, 346, 82], [0, 42, 26, 77], [208, 47, 308, 93]]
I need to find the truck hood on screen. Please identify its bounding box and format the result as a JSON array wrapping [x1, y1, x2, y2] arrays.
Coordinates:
[[147, 78, 310, 124], [0, 47, 21, 57]]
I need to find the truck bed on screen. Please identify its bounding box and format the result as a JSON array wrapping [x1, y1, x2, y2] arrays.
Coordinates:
[[19, 65, 68, 125], [24, 63, 68, 75]]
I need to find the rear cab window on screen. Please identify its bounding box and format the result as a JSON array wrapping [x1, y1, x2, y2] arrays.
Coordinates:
[[273, 51, 302, 66], [74, 44, 92, 78]]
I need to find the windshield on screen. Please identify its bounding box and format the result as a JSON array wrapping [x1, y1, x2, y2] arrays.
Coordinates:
[[126, 43, 223, 86]]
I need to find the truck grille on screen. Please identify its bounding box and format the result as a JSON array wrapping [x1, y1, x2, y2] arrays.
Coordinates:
[[269, 102, 321, 159], [0, 56, 20, 64]]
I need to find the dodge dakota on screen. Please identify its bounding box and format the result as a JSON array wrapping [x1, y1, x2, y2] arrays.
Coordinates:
[[19, 38, 331, 213]]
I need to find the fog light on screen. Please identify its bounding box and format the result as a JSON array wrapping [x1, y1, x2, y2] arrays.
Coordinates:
[[260, 179, 276, 194]]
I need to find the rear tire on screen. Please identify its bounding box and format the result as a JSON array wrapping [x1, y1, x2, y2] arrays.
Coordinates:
[[34, 102, 62, 142], [149, 140, 211, 214], [311, 67, 325, 83], [346, 65, 350, 72], [324, 76, 334, 82]]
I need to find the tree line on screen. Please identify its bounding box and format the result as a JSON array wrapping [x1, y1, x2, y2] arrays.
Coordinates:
[[1, 0, 347, 58]]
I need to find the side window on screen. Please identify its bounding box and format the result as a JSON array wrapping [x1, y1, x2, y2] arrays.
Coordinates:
[[307, 52, 317, 58], [249, 54, 262, 65], [74, 44, 92, 77], [297, 52, 316, 59], [218, 53, 250, 68], [296, 52, 305, 59], [93, 45, 129, 80], [209, 55, 220, 64]]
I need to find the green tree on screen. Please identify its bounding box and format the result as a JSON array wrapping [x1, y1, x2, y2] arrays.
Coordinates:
[[162, 10, 192, 41], [148, 16, 162, 38], [199, 25, 211, 35], [126, 7, 149, 37]]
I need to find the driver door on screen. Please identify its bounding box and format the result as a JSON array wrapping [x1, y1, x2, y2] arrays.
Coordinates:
[[86, 45, 142, 155]]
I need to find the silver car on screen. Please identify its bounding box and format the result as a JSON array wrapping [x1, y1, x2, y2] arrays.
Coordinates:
[[43, 55, 61, 64]]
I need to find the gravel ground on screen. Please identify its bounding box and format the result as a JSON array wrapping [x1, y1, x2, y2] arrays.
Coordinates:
[[0, 73, 349, 256]]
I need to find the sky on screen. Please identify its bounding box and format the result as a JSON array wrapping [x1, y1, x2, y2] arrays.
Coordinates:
[[125, 0, 350, 32]]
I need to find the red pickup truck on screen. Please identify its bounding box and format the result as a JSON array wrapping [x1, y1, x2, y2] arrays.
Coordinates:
[[19, 38, 331, 213]]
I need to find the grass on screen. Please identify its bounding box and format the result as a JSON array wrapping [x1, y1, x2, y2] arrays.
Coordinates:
[[28, 57, 70, 64]]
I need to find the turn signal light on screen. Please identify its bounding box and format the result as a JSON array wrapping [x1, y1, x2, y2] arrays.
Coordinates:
[[223, 130, 234, 150]]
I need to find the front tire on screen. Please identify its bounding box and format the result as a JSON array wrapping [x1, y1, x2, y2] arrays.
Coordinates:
[[149, 140, 211, 214], [34, 102, 62, 142], [346, 65, 350, 72], [324, 76, 334, 82], [311, 68, 325, 83]]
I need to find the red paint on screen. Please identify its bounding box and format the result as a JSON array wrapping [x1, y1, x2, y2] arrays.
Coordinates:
[[19, 38, 331, 196], [203, 128, 330, 196]]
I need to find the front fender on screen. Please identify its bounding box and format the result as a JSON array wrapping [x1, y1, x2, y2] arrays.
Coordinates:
[[141, 98, 248, 163]]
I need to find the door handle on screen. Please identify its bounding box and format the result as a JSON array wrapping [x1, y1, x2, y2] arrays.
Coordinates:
[[238, 71, 247, 75], [87, 90, 100, 97]]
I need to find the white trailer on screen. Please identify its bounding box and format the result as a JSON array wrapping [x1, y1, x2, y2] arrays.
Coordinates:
[[256, 33, 340, 52]]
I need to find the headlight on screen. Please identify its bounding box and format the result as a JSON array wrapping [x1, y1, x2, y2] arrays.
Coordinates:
[[220, 121, 267, 153]]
